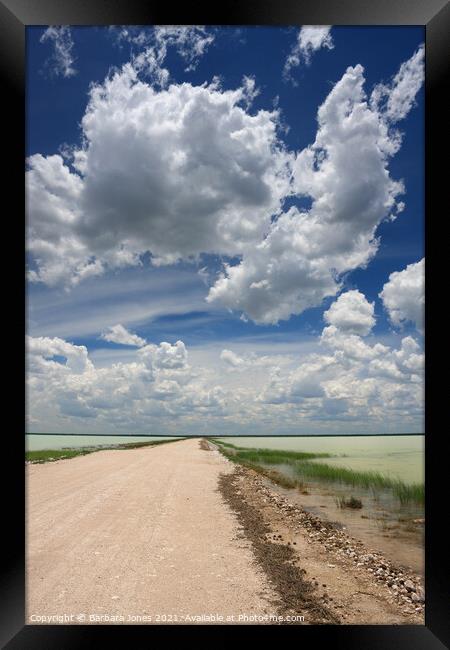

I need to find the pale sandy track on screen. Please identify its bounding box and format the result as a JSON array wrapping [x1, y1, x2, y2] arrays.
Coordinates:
[[26, 439, 276, 624]]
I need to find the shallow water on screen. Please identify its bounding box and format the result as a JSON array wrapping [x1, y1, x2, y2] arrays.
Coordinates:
[[219, 435, 424, 484], [217, 435, 424, 573], [263, 470, 424, 575], [25, 434, 176, 451]]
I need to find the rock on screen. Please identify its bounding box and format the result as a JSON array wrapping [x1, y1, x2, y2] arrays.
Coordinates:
[[414, 587, 425, 602], [404, 579, 415, 592]]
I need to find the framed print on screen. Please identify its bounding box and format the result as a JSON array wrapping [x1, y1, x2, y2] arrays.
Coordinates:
[[1, 0, 448, 646]]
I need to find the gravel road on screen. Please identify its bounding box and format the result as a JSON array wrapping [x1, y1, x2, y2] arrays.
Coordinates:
[[26, 438, 276, 624]]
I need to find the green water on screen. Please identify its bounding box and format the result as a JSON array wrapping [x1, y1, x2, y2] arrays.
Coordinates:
[[26, 434, 424, 485], [217, 435, 424, 485], [25, 434, 176, 451]]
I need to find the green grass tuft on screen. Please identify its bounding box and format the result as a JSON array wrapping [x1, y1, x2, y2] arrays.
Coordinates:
[[217, 446, 302, 490], [229, 448, 331, 464], [336, 495, 363, 509], [213, 442, 424, 506], [292, 460, 424, 505]]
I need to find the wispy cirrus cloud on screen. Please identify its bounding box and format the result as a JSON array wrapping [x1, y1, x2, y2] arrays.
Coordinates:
[[40, 26, 77, 78], [26, 288, 423, 434], [113, 25, 215, 86]]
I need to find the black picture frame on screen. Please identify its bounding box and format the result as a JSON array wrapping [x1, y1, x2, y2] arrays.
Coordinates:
[[2, 0, 448, 646]]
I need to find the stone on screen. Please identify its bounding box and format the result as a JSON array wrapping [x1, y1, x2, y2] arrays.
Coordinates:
[[415, 587, 425, 602]]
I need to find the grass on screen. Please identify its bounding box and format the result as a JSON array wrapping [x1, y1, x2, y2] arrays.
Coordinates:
[[217, 446, 301, 490], [224, 448, 331, 464], [292, 460, 424, 505], [209, 439, 246, 450], [209, 439, 330, 462], [25, 448, 97, 463], [212, 441, 424, 506], [114, 438, 184, 450], [336, 495, 363, 509], [25, 437, 184, 464]]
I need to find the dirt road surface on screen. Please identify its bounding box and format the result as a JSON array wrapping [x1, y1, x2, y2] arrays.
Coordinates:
[[26, 438, 276, 624], [26, 438, 423, 625]]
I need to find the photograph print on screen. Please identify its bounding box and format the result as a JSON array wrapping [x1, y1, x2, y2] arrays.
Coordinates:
[[25, 24, 425, 626]]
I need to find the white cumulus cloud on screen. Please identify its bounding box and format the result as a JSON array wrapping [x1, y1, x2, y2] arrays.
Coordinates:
[[371, 44, 424, 123], [379, 258, 424, 333], [220, 349, 246, 368], [324, 290, 375, 336], [207, 51, 424, 323], [26, 69, 291, 287], [26, 335, 92, 374], [27, 336, 228, 431], [138, 340, 188, 370], [26, 43, 424, 331], [101, 324, 146, 347], [258, 323, 423, 426], [283, 26, 334, 82], [26, 329, 423, 434]]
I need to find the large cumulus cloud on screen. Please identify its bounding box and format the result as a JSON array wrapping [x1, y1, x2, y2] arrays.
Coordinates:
[[27, 43, 424, 329], [26, 68, 292, 286], [207, 51, 423, 323]]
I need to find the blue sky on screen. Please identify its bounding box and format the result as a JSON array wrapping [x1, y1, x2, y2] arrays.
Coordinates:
[[26, 26, 425, 435]]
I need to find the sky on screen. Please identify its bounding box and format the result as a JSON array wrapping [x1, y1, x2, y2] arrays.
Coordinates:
[[26, 25, 425, 436]]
